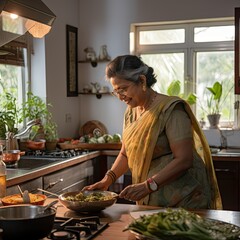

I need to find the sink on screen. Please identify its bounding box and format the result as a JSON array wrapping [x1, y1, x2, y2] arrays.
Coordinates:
[[6, 157, 63, 170], [217, 148, 240, 156]]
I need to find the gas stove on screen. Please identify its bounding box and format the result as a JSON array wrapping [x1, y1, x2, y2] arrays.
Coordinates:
[[44, 216, 108, 240], [23, 149, 89, 159]]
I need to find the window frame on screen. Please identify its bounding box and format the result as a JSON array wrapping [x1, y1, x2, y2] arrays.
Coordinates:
[[131, 18, 237, 126]]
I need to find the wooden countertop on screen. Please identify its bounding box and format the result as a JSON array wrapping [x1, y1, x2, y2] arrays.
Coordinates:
[[46, 198, 240, 240]]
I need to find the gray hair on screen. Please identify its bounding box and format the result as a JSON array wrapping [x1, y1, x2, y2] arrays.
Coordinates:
[[105, 55, 157, 87]]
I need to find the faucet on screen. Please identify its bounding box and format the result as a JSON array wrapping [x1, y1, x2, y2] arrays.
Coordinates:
[[14, 119, 41, 138], [5, 119, 41, 150], [218, 129, 228, 149]]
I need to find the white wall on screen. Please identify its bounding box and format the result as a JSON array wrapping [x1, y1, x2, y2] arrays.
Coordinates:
[[42, 0, 240, 139]]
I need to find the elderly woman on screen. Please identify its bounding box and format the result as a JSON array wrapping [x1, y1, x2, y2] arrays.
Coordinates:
[[83, 55, 222, 210]]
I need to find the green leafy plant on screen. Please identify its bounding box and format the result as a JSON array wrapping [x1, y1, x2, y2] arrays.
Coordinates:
[[43, 112, 58, 142], [167, 80, 197, 105], [206, 81, 222, 115], [20, 92, 58, 142], [20, 92, 50, 122], [0, 92, 20, 138]]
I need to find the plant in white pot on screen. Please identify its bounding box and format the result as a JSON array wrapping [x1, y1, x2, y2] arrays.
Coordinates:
[[201, 81, 232, 129]]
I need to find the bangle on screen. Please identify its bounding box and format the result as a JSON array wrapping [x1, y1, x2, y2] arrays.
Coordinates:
[[105, 170, 117, 184]]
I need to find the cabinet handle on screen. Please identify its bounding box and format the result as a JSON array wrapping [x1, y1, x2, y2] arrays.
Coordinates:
[[215, 168, 231, 172], [46, 178, 63, 190]]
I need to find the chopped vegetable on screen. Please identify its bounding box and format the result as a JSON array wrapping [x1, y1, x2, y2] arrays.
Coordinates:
[[124, 208, 240, 240], [64, 192, 113, 202]]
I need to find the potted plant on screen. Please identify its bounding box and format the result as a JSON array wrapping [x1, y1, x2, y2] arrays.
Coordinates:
[[43, 112, 59, 150], [205, 81, 222, 128], [199, 81, 233, 129], [0, 92, 21, 148], [19, 92, 58, 150]]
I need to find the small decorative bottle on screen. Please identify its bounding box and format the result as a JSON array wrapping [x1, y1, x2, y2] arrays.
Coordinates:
[[0, 145, 6, 198]]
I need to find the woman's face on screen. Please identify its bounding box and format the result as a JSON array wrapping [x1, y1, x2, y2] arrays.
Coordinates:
[[110, 77, 146, 108]]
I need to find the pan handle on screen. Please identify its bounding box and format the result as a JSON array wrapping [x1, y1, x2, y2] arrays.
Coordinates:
[[37, 188, 59, 197]]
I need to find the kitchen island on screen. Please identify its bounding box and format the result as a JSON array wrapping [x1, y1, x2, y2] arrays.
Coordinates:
[[45, 198, 240, 240]]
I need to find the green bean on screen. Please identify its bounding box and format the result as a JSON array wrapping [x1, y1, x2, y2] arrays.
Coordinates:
[[124, 208, 240, 240]]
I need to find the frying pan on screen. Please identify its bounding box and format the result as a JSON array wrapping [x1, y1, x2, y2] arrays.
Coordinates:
[[0, 203, 57, 240], [38, 188, 118, 212]]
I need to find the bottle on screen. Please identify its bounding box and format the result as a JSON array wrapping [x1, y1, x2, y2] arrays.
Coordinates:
[[0, 145, 6, 198]]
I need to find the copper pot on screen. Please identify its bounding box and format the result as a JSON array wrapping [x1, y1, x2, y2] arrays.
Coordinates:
[[26, 140, 46, 150], [2, 150, 25, 166]]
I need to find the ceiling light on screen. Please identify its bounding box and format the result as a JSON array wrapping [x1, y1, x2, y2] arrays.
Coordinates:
[[0, 0, 56, 46]]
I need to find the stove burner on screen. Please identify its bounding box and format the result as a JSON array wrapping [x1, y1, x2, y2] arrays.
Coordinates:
[[47, 216, 108, 240], [50, 230, 78, 240]]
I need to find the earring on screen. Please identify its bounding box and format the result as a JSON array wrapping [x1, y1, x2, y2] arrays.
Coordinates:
[[143, 85, 146, 92]]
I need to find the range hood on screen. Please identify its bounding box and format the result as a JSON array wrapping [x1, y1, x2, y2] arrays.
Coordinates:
[[0, 0, 56, 47]]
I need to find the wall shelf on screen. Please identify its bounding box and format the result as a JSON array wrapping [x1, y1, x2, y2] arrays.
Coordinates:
[[78, 92, 111, 99], [78, 59, 110, 67]]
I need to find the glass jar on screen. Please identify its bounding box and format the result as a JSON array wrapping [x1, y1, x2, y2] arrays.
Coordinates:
[[0, 145, 6, 198]]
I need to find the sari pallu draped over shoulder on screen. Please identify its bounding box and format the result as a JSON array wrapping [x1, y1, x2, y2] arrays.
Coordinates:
[[123, 96, 222, 209]]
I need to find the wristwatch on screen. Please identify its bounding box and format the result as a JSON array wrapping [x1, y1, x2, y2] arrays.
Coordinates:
[[147, 178, 158, 192]]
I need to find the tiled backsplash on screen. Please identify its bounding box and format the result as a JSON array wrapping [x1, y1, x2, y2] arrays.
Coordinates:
[[203, 129, 240, 148]]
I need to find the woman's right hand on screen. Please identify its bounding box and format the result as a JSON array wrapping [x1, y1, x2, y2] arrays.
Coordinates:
[[82, 175, 112, 191]]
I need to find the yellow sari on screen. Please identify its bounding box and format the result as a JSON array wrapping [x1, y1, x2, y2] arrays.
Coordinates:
[[123, 95, 222, 209]]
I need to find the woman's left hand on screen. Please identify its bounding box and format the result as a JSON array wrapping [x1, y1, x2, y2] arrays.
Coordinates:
[[119, 181, 150, 202]]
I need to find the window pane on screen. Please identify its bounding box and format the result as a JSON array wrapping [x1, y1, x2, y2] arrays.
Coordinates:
[[0, 64, 24, 123], [139, 29, 185, 45], [196, 51, 234, 124], [194, 26, 234, 42], [140, 53, 184, 94]]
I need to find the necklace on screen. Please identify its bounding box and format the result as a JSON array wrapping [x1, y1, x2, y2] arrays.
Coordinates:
[[139, 92, 157, 116]]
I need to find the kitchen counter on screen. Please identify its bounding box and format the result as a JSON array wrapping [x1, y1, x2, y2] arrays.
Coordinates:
[[46, 198, 240, 240], [6, 151, 103, 187], [6, 149, 240, 187]]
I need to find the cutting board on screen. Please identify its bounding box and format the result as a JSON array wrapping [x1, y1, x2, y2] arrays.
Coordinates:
[[130, 209, 166, 219], [79, 120, 107, 136], [58, 142, 122, 150]]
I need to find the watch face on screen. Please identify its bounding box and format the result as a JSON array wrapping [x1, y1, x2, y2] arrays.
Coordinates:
[[150, 181, 158, 191], [148, 178, 158, 191]]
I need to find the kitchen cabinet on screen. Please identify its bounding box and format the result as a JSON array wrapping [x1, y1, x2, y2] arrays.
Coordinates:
[[6, 159, 94, 195], [213, 158, 240, 210], [6, 177, 43, 195], [42, 160, 94, 194]]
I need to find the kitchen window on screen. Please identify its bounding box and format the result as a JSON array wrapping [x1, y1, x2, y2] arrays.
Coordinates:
[[0, 34, 30, 125], [131, 19, 236, 128]]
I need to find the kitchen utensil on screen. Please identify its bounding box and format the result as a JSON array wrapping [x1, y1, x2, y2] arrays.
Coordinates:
[[22, 190, 30, 203], [37, 188, 60, 197], [58, 190, 118, 212], [0, 205, 56, 240], [16, 185, 30, 203], [37, 189, 118, 212], [2, 150, 25, 166], [36, 200, 58, 215]]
